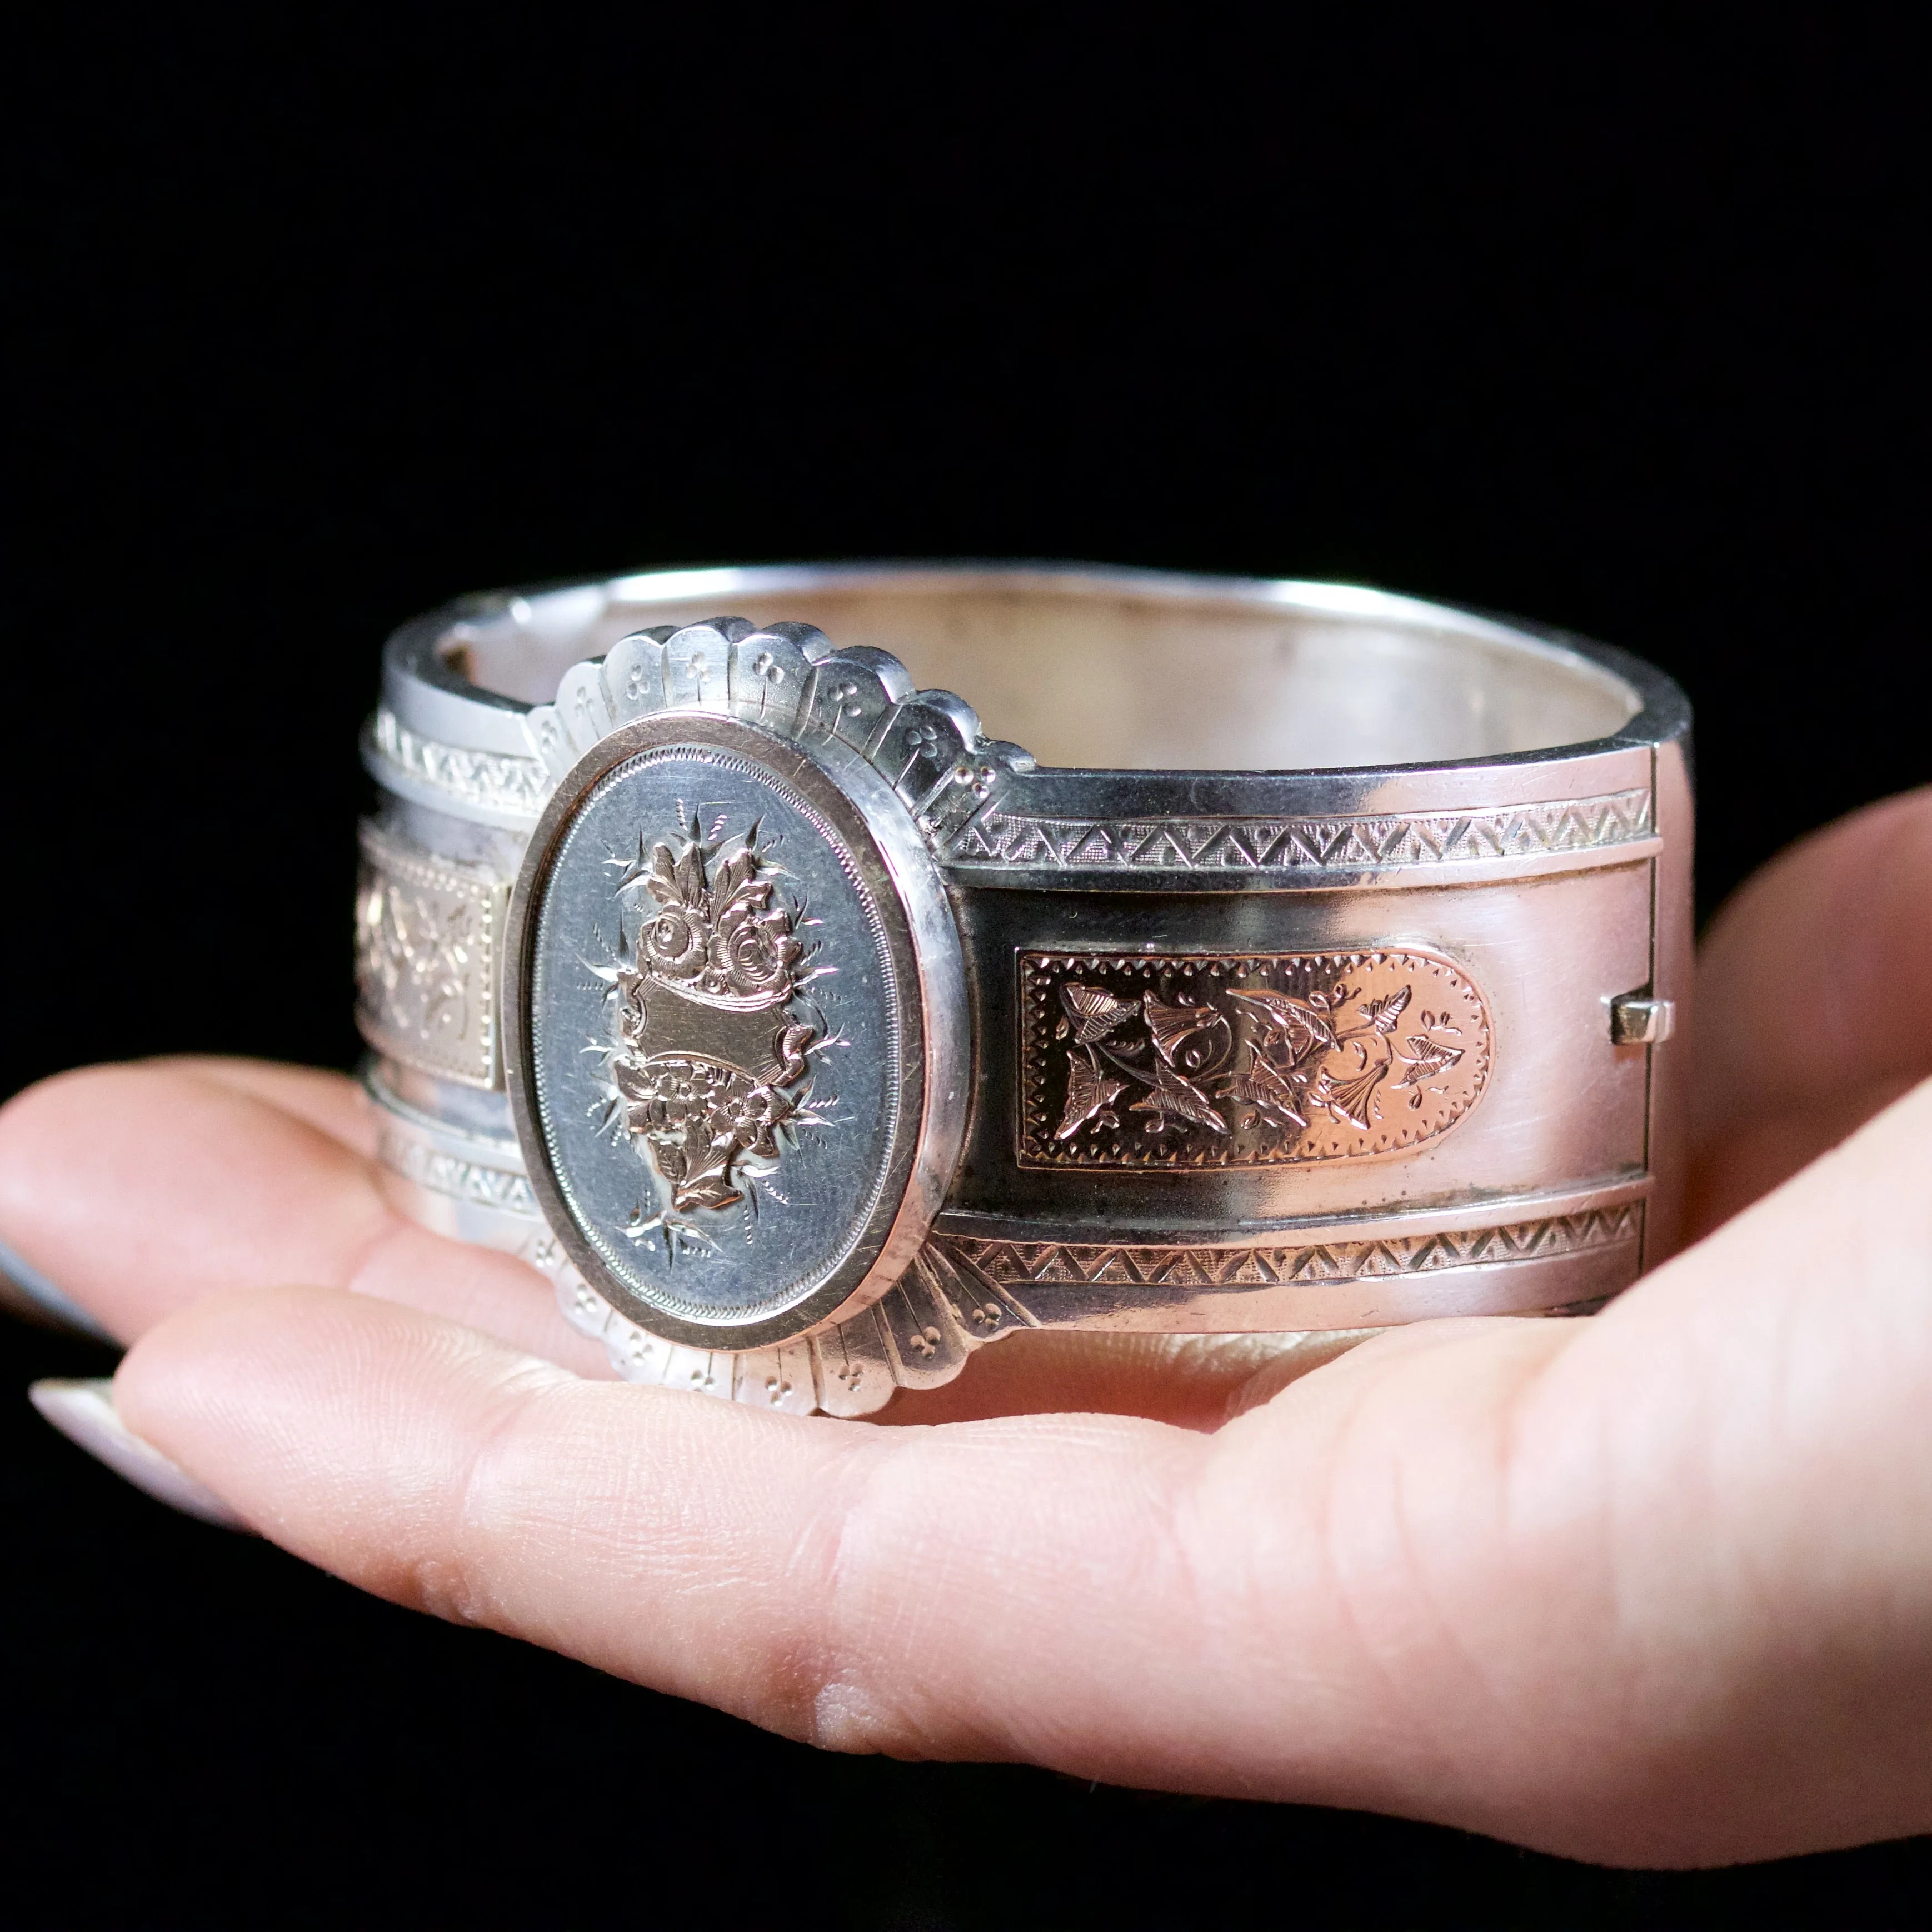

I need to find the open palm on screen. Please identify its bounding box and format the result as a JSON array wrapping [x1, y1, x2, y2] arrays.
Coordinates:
[[4, 790, 1930, 1869]]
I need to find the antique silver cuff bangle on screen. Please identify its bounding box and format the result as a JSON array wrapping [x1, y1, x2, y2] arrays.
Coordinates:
[[355, 563, 1691, 1416]]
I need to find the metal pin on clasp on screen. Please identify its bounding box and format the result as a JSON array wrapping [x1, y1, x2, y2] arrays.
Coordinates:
[[1609, 991, 1676, 1046]]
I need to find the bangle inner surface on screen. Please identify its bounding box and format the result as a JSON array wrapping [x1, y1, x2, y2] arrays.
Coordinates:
[[447, 567, 1642, 771]]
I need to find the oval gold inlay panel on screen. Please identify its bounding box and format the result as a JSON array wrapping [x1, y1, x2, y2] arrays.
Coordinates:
[[1018, 947, 1492, 1169]]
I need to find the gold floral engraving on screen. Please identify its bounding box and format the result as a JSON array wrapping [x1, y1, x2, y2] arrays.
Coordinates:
[[1019, 948, 1491, 1168], [602, 819, 827, 1231], [355, 823, 505, 1086]]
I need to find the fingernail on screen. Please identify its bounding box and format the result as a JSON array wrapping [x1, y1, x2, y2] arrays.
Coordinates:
[[0, 1237, 116, 1343], [29, 1379, 251, 1531]]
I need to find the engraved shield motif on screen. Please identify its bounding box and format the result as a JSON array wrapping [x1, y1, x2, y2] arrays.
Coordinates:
[[507, 703, 969, 1354]]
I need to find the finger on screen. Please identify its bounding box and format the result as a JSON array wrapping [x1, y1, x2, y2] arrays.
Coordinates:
[[147, 1056, 380, 1156], [0, 1062, 610, 1374], [0, 1059, 1332, 1424], [116, 1282, 1415, 1800], [1685, 1065, 1921, 1238], [110, 1077, 1932, 1864], [879, 1326, 1379, 1430], [1690, 786, 1932, 1228]]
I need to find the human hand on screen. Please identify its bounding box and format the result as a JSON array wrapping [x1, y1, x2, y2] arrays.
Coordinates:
[[3, 788, 1929, 1868]]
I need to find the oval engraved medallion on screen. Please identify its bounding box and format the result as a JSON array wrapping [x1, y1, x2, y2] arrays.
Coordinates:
[[1019, 947, 1491, 1168], [508, 712, 960, 1351]]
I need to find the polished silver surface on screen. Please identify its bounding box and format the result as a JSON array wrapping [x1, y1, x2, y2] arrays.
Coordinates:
[[356, 563, 1694, 1411], [376, 566, 1650, 775], [364, 1065, 1643, 1409], [498, 620, 973, 1356]]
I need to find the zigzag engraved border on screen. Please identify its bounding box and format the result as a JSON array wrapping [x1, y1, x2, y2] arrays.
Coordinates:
[[946, 788, 1653, 872], [370, 1091, 1639, 1411], [938, 1204, 1642, 1293], [371, 707, 553, 818], [376, 1125, 538, 1217]]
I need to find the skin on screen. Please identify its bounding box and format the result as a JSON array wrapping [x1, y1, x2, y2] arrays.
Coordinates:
[[2, 786, 1929, 1869]]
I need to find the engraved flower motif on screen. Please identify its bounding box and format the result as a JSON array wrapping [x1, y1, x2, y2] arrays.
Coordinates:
[[717, 1081, 793, 1160], [637, 825, 800, 1009], [724, 1086, 778, 1127], [707, 907, 800, 1001], [645, 908, 706, 980], [608, 819, 829, 1227]]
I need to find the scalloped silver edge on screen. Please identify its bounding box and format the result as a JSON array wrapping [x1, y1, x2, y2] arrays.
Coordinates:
[[502, 617, 1038, 1409], [521, 616, 1035, 855], [532, 1232, 1038, 1419]]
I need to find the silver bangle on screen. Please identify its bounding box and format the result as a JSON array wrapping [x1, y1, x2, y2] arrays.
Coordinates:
[[355, 563, 1691, 1415]]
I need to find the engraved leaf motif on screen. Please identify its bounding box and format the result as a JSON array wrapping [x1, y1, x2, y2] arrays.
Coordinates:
[[1394, 1034, 1465, 1088], [674, 1165, 745, 1214], [672, 840, 710, 911], [1060, 982, 1140, 1045], [1126, 1059, 1229, 1133], [1358, 985, 1413, 1034], [645, 841, 683, 907], [1224, 1052, 1310, 1127], [1225, 986, 1337, 1055], [1055, 1047, 1128, 1140], [712, 846, 763, 914]]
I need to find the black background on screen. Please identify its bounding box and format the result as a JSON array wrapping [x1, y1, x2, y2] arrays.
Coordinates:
[[7, 8, 1928, 1926]]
